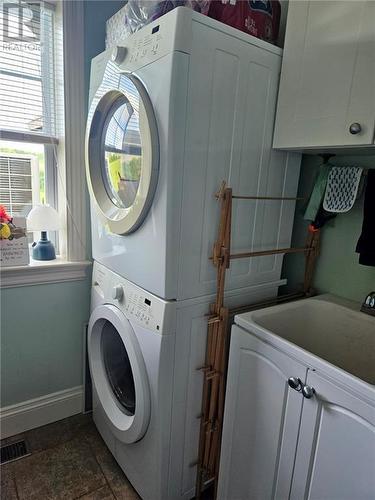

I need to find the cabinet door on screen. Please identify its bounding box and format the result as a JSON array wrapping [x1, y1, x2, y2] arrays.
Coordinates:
[[290, 370, 375, 500], [217, 326, 307, 500], [273, 1, 375, 149]]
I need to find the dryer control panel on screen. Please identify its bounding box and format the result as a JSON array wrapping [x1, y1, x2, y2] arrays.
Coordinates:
[[127, 29, 163, 65], [112, 6, 193, 71]]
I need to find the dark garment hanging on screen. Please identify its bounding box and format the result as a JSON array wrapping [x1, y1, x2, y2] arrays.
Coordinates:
[[356, 169, 375, 266], [311, 205, 337, 230]]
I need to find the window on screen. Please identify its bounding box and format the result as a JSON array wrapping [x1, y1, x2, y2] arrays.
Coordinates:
[[0, 0, 89, 285], [0, 0, 63, 239]]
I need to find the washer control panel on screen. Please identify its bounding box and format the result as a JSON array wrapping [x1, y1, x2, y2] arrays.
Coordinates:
[[110, 278, 172, 333], [124, 288, 153, 327], [92, 262, 174, 334]]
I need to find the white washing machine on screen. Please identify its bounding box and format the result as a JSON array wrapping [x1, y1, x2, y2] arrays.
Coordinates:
[[88, 262, 175, 499], [88, 261, 285, 500], [85, 7, 300, 301]]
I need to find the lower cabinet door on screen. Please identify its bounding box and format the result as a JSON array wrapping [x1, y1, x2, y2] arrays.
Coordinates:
[[290, 370, 375, 500], [217, 325, 307, 500]]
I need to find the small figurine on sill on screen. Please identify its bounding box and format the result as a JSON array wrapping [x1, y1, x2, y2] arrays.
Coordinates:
[[0, 205, 13, 240], [0, 205, 27, 240], [0, 205, 29, 267]]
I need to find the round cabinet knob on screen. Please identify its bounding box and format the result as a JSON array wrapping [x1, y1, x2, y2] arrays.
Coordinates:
[[112, 285, 124, 301], [302, 385, 315, 399], [288, 377, 302, 391], [111, 46, 127, 65], [349, 122, 362, 135]]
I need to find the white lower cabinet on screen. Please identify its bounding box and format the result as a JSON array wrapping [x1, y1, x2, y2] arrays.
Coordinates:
[[290, 371, 375, 500], [218, 325, 375, 500], [217, 326, 307, 500]]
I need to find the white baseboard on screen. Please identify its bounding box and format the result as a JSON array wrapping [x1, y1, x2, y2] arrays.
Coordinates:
[[0, 386, 83, 439]]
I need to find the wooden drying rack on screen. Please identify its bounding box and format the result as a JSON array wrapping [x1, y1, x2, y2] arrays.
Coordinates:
[[195, 182, 321, 499]]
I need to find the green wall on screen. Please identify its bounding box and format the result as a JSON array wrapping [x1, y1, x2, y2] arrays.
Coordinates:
[[84, 1, 125, 102], [1, 280, 90, 406], [282, 154, 375, 302], [0, 1, 124, 409]]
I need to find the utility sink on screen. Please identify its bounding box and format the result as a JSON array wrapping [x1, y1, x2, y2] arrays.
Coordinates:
[[236, 294, 375, 386]]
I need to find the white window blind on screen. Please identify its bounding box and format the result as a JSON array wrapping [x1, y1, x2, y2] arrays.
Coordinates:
[[0, 1, 60, 137], [0, 154, 40, 214]]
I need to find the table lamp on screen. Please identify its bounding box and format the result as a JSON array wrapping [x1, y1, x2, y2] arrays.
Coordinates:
[[27, 204, 60, 260]]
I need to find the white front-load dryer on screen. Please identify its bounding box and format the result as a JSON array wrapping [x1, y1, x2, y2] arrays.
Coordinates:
[[88, 262, 176, 500], [86, 7, 301, 301]]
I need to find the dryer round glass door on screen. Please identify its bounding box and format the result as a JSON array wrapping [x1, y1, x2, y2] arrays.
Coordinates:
[[86, 72, 159, 235], [88, 304, 151, 443]]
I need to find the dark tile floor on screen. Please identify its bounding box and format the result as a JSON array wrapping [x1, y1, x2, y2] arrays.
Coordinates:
[[0, 413, 140, 500], [1, 414, 214, 500]]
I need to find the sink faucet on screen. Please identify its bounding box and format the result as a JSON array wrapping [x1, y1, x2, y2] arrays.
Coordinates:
[[361, 292, 375, 316]]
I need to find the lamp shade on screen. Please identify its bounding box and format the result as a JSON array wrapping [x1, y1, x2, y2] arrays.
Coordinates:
[[27, 204, 61, 232]]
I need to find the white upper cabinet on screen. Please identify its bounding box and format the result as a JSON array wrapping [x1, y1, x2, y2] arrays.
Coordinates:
[[273, 1, 375, 150]]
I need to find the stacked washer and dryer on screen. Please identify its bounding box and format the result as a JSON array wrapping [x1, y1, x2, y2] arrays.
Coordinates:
[[85, 7, 300, 500]]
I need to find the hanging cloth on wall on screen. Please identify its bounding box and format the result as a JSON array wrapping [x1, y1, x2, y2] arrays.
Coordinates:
[[304, 163, 332, 221], [356, 170, 375, 267], [311, 206, 337, 230], [323, 166, 363, 213]]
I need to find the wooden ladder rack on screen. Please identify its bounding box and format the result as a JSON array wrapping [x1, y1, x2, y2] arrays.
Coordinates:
[[195, 182, 320, 499]]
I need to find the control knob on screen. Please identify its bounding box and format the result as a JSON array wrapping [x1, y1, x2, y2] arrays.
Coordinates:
[[112, 285, 124, 301], [111, 46, 127, 65]]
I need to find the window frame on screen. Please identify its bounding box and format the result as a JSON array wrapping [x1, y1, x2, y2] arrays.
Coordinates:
[[0, 0, 90, 287]]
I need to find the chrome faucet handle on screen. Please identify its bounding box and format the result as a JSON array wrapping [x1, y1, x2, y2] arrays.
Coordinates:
[[361, 291, 375, 317], [349, 122, 362, 135]]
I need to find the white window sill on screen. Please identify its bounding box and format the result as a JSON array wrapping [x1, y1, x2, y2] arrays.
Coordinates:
[[0, 257, 92, 288]]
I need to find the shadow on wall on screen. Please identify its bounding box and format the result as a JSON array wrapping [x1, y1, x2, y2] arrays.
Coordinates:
[[277, 0, 289, 47], [83, 0, 126, 111], [282, 154, 375, 303]]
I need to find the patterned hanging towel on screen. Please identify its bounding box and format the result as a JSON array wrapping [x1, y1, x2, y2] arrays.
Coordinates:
[[323, 166, 363, 213]]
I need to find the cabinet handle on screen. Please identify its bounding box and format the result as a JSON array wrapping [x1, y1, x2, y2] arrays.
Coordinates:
[[302, 385, 315, 399], [349, 122, 362, 135], [288, 377, 302, 391]]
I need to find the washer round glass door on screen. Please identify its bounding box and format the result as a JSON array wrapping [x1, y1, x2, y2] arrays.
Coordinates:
[[88, 305, 151, 443], [86, 73, 159, 235]]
